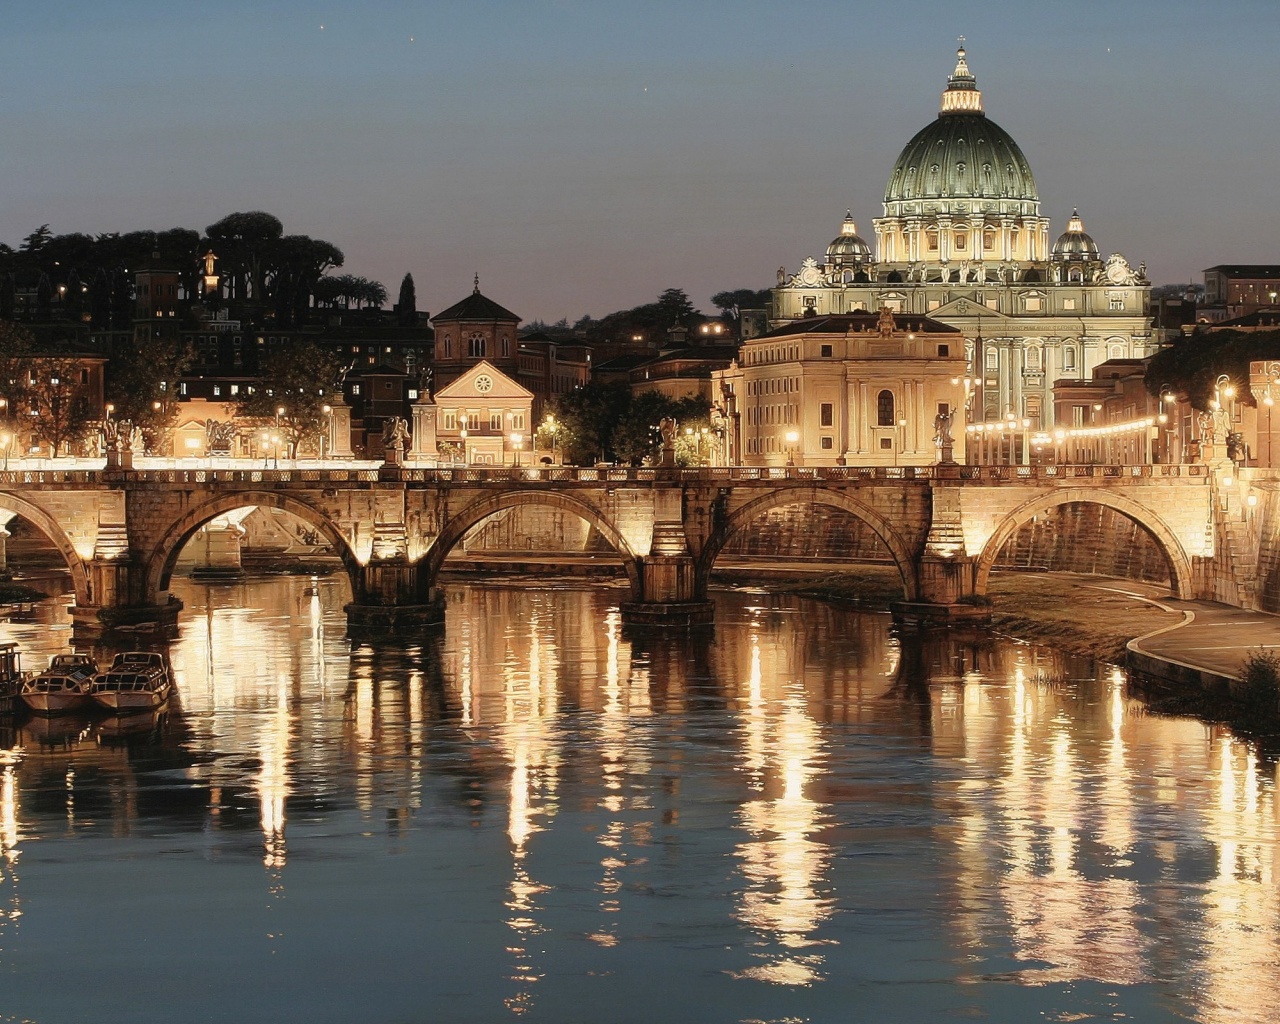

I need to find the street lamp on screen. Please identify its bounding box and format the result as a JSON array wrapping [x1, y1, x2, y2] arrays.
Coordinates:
[[784, 429, 799, 467], [321, 404, 332, 461], [261, 431, 271, 468], [276, 406, 286, 462], [543, 414, 558, 464], [509, 432, 523, 467], [0, 433, 10, 471]]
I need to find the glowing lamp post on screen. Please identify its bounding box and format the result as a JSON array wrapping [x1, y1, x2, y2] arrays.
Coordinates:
[[785, 429, 799, 467], [510, 432, 523, 467]]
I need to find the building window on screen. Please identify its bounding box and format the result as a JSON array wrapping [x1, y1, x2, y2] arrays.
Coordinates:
[[938, 344, 949, 357], [1063, 347, 1077, 371], [490, 412, 502, 430], [820, 436, 833, 450], [954, 232, 967, 250], [469, 333, 486, 358], [408, 388, 418, 400], [927, 230, 939, 251], [511, 413, 525, 430], [443, 411, 456, 429], [880, 437, 893, 449], [1026, 346, 1042, 369], [212, 385, 221, 397], [1109, 297, 1124, 311], [230, 384, 239, 396], [984, 230, 996, 251], [877, 389, 895, 426], [179, 382, 187, 396], [820, 403, 833, 427], [502, 336, 511, 356], [351, 384, 361, 396]]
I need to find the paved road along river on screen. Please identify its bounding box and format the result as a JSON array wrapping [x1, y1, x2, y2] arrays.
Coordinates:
[[0, 575, 1275, 1023]]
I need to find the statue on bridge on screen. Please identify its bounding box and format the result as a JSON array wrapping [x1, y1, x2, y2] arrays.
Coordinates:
[[659, 416, 678, 466], [382, 417, 411, 452], [204, 419, 236, 455]]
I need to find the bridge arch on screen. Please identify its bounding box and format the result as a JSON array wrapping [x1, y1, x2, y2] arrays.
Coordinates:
[[698, 487, 919, 600], [421, 490, 643, 598], [143, 491, 363, 603], [974, 488, 1195, 599], [0, 491, 92, 606]]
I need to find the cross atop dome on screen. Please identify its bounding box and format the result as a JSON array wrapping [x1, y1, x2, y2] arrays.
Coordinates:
[[941, 42, 983, 115]]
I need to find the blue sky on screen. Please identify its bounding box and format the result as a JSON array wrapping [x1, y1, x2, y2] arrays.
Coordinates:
[[0, 1, 1275, 320]]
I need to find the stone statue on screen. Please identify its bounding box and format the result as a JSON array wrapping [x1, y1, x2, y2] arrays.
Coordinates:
[[1226, 431, 1246, 464], [202, 251, 217, 277], [128, 425, 144, 455], [382, 416, 410, 451], [417, 365, 434, 398], [101, 418, 123, 453], [658, 417, 677, 447], [933, 408, 954, 447], [877, 305, 896, 336], [204, 418, 236, 453], [777, 266, 786, 286], [1197, 410, 1216, 445]]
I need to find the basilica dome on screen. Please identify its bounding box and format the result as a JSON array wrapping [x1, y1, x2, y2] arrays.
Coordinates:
[[826, 211, 872, 262], [883, 47, 1037, 205], [1051, 210, 1100, 260]]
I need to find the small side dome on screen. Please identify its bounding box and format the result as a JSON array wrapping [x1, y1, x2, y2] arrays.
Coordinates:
[[826, 211, 872, 262], [1052, 209, 1099, 260]]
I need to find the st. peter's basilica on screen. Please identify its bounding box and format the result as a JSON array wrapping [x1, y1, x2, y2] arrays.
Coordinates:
[[769, 46, 1154, 429]]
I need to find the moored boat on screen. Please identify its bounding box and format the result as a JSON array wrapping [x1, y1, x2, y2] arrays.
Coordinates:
[[0, 643, 27, 715], [89, 652, 173, 714], [20, 653, 98, 715]]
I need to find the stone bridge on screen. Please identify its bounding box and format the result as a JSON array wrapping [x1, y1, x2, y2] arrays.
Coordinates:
[[0, 463, 1219, 631]]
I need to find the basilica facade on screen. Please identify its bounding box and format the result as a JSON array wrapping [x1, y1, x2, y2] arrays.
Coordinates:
[[769, 47, 1154, 428]]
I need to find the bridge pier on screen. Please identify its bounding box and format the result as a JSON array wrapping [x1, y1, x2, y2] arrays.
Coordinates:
[[189, 521, 246, 581], [72, 555, 183, 635], [620, 554, 713, 626], [344, 556, 445, 632], [891, 554, 991, 626]]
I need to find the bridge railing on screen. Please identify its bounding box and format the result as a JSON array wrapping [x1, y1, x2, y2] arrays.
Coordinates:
[[0, 463, 1210, 486]]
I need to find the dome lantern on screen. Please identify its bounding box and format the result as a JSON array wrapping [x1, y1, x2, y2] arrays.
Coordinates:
[[940, 44, 984, 115]]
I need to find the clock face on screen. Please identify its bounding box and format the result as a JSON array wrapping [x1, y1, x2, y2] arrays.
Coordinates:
[[474, 374, 493, 394], [1106, 261, 1128, 285]]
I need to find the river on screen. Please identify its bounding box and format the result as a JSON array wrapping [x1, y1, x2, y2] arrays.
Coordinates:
[[0, 574, 1275, 1024]]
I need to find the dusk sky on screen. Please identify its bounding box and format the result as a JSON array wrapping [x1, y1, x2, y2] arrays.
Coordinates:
[[1, 1, 1275, 322]]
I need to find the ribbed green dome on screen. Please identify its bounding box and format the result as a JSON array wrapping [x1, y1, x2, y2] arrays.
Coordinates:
[[884, 113, 1037, 203], [883, 47, 1037, 205]]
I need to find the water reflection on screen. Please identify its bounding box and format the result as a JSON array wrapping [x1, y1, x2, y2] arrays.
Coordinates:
[[0, 578, 1274, 1021]]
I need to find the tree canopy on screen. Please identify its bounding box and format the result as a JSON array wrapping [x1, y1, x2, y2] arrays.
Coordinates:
[[543, 380, 712, 466], [1146, 328, 1280, 409]]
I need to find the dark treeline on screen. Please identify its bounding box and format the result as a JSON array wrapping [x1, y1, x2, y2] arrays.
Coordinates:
[[0, 211, 390, 331]]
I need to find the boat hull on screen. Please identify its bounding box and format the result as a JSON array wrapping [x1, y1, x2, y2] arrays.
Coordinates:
[[90, 688, 170, 714], [21, 691, 91, 715]]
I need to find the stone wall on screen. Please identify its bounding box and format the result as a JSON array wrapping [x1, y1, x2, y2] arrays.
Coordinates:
[[992, 503, 1172, 584]]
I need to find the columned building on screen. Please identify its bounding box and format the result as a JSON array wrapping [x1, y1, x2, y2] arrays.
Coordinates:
[[713, 309, 965, 467], [771, 47, 1154, 428]]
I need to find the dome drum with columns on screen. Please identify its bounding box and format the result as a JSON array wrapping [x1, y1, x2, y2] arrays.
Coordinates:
[[772, 46, 1154, 428]]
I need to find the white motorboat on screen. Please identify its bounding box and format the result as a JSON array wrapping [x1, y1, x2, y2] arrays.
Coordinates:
[[89, 652, 173, 714], [21, 653, 98, 715]]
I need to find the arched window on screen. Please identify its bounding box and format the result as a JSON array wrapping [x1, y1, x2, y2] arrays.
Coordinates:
[[468, 332, 486, 358], [1063, 347, 1077, 371], [877, 389, 895, 426]]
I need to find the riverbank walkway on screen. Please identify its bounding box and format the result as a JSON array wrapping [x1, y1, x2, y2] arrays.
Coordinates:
[[1085, 579, 1280, 686]]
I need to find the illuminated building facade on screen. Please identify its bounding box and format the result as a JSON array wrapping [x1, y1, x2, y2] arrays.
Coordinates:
[[771, 47, 1155, 428], [713, 308, 965, 466]]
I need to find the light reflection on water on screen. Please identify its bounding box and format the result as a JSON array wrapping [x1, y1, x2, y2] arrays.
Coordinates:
[[0, 576, 1274, 1022]]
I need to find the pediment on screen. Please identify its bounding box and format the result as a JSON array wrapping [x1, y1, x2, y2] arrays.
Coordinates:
[[435, 360, 533, 401], [929, 295, 1015, 321]]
